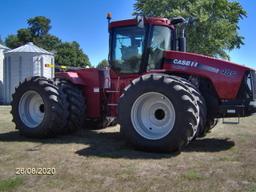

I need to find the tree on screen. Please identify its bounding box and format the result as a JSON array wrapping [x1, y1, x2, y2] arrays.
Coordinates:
[[5, 16, 91, 67], [134, 0, 246, 60], [34, 34, 61, 51], [17, 28, 33, 44], [0, 35, 4, 45], [5, 35, 21, 48], [27, 16, 51, 37], [97, 59, 109, 69], [55, 42, 90, 67]]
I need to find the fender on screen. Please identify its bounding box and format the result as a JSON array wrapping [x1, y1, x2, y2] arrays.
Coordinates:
[[56, 68, 105, 118], [163, 51, 251, 100], [55, 68, 105, 87], [55, 71, 86, 85]]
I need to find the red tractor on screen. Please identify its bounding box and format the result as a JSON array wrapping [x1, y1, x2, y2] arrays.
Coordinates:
[[11, 16, 256, 152]]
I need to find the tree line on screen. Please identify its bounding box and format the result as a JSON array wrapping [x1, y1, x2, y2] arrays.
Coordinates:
[[4, 16, 91, 67]]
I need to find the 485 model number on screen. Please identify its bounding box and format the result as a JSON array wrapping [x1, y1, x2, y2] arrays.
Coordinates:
[[16, 168, 55, 175]]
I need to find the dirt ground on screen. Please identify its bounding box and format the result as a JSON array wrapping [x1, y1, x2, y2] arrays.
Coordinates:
[[0, 106, 255, 192]]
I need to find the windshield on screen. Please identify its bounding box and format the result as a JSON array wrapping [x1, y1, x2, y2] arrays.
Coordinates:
[[148, 26, 172, 70], [111, 26, 145, 74]]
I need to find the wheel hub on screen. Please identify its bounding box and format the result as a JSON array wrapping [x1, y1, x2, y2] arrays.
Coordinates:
[[18, 91, 45, 128], [39, 104, 45, 113], [154, 109, 165, 120], [131, 92, 176, 140]]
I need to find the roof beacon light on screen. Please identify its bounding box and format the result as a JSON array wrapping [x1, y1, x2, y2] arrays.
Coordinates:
[[171, 16, 185, 25], [107, 13, 112, 24]]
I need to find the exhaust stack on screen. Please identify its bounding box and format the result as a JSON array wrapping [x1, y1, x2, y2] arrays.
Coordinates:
[[171, 17, 186, 52]]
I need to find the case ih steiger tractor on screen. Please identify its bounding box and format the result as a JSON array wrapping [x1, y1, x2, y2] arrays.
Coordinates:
[[11, 15, 256, 152]]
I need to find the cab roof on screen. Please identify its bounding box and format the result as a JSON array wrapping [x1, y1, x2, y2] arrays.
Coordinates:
[[109, 17, 174, 29]]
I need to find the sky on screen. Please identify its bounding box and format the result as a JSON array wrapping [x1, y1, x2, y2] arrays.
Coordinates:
[[0, 0, 255, 68]]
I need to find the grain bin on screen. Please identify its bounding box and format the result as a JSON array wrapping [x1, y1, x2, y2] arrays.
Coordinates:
[[3, 42, 54, 104], [0, 44, 10, 104]]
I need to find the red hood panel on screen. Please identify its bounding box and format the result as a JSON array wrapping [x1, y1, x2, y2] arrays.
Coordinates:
[[164, 50, 251, 71], [163, 51, 251, 99]]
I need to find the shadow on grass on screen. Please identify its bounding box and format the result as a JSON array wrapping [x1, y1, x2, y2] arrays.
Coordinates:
[[0, 129, 235, 159], [184, 138, 235, 153]]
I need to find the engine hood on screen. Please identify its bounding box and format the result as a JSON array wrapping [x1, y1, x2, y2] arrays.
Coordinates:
[[164, 50, 251, 73], [162, 50, 252, 99]]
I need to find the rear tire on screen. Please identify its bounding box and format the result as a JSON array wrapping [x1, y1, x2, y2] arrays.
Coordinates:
[[11, 76, 68, 138], [55, 79, 86, 133], [118, 74, 198, 152]]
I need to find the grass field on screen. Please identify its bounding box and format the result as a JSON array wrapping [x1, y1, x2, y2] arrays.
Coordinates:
[[0, 106, 255, 192]]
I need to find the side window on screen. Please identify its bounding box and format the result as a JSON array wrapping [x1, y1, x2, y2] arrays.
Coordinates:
[[148, 26, 172, 70], [112, 27, 144, 73]]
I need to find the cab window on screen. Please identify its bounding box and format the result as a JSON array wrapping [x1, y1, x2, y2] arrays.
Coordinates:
[[111, 26, 145, 73], [147, 26, 172, 70]]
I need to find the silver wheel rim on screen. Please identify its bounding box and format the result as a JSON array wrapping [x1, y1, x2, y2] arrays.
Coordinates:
[[18, 91, 45, 128], [131, 92, 176, 140]]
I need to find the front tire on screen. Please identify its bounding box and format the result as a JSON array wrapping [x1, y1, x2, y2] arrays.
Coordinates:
[[118, 74, 198, 152], [172, 77, 207, 139]]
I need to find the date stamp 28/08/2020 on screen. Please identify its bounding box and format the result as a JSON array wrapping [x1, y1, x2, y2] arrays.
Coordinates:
[[16, 168, 56, 175]]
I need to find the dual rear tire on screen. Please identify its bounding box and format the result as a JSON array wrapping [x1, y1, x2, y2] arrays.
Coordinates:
[[11, 76, 108, 138], [11, 77, 86, 138], [11, 77, 69, 138], [55, 78, 86, 133]]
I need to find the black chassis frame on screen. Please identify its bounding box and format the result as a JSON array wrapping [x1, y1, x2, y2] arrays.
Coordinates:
[[218, 70, 256, 118]]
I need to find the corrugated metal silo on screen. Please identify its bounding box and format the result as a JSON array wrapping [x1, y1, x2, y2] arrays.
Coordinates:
[[0, 44, 10, 104], [3, 42, 55, 104]]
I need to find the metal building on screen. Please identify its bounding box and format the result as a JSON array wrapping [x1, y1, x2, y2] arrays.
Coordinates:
[[0, 44, 10, 104], [3, 42, 54, 104]]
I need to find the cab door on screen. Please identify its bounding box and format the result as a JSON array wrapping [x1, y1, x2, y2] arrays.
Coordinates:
[[109, 25, 147, 90]]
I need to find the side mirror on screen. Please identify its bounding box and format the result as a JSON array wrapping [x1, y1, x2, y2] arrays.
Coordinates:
[[136, 15, 144, 28]]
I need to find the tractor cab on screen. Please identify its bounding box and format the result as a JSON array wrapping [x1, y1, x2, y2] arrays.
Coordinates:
[[108, 16, 184, 74]]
